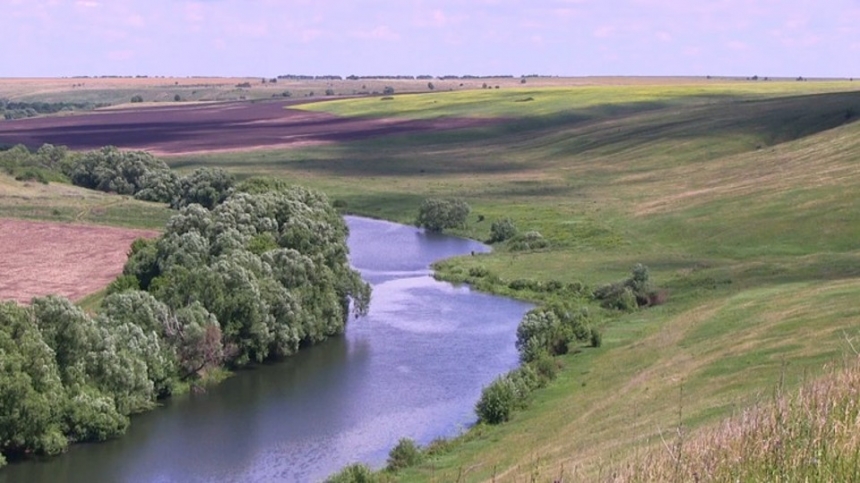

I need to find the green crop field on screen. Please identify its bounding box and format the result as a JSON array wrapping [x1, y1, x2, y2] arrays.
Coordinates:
[[4, 78, 860, 480]]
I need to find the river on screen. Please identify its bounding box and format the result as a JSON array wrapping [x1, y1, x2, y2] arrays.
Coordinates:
[[1, 216, 532, 483]]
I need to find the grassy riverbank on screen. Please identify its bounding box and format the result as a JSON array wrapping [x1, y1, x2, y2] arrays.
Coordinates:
[[168, 81, 860, 480], [3, 79, 860, 480]]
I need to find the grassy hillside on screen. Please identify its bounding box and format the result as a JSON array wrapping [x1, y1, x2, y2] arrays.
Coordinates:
[[169, 82, 860, 481], [0, 173, 171, 230]]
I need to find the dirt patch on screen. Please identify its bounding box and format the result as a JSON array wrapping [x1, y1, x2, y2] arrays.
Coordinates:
[[0, 218, 157, 304], [0, 100, 502, 155]]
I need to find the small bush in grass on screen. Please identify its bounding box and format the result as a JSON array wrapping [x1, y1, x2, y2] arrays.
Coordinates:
[[593, 264, 665, 310], [130, 95, 144, 103], [488, 218, 517, 243], [507, 231, 549, 251], [590, 328, 603, 348], [424, 437, 452, 456], [386, 438, 422, 471], [326, 463, 377, 483], [531, 351, 560, 382], [468, 266, 490, 278]]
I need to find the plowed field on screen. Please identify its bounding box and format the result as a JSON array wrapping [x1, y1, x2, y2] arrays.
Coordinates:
[[0, 100, 497, 155], [0, 218, 157, 304]]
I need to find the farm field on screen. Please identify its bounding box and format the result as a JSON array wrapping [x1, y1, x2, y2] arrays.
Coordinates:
[[0, 218, 156, 304], [2, 78, 860, 480], [0, 100, 500, 155], [0, 76, 758, 106]]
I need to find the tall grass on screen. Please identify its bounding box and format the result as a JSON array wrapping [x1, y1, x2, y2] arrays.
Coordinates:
[[610, 355, 860, 483]]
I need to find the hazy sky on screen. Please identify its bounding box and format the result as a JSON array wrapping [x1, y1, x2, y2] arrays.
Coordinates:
[[3, 0, 859, 78]]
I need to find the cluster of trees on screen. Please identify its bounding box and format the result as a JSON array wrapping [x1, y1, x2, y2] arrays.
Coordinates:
[[0, 183, 371, 465], [475, 303, 599, 425], [0, 143, 236, 209], [1, 293, 184, 465], [278, 75, 342, 80], [415, 198, 470, 232], [0, 100, 107, 120], [0, 143, 71, 183], [121, 187, 371, 366]]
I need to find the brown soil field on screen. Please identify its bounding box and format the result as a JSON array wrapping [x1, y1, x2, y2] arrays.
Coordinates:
[[0, 218, 157, 304], [0, 100, 499, 155]]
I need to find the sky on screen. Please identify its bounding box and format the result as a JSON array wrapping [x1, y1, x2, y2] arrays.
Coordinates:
[[2, 0, 859, 78]]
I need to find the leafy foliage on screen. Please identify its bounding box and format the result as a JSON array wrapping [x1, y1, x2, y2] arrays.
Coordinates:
[[593, 263, 665, 310], [506, 230, 549, 251], [386, 438, 423, 471], [488, 217, 517, 243], [416, 198, 470, 232], [326, 463, 379, 483], [515, 304, 591, 362], [125, 188, 371, 367], [66, 147, 171, 196], [170, 167, 235, 210], [0, 143, 73, 183]]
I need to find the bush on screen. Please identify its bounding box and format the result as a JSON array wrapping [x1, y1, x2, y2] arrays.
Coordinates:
[[516, 304, 592, 362], [416, 198, 471, 233], [130, 95, 144, 103], [476, 376, 517, 424], [382, 86, 395, 95], [507, 231, 549, 251], [106, 274, 140, 295], [468, 266, 490, 278], [488, 218, 517, 243], [593, 264, 664, 310], [386, 438, 423, 471], [590, 328, 603, 348], [531, 351, 560, 382], [326, 464, 377, 483]]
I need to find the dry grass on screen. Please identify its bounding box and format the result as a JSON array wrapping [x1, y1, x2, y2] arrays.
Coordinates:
[[609, 354, 860, 483], [0, 218, 157, 304]]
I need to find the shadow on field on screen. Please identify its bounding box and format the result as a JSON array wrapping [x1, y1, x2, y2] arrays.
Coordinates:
[[539, 91, 860, 160]]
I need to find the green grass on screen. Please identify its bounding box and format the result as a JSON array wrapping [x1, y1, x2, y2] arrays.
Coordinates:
[[0, 174, 171, 230]]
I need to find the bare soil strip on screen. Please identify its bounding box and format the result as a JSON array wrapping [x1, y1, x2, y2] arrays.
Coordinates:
[[0, 218, 157, 304], [0, 100, 499, 155]]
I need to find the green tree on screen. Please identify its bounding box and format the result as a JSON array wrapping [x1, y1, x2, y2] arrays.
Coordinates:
[[66, 147, 172, 197], [488, 217, 517, 243], [171, 167, 235, 209], [0, 303, 68, 458], [416, 198, 471, 232]]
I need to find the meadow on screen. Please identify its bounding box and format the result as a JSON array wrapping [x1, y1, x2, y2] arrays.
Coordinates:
[[3, 78, 860, 480]]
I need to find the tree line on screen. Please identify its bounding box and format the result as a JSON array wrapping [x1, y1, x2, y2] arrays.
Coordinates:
[[0, 100, 108, 120]]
